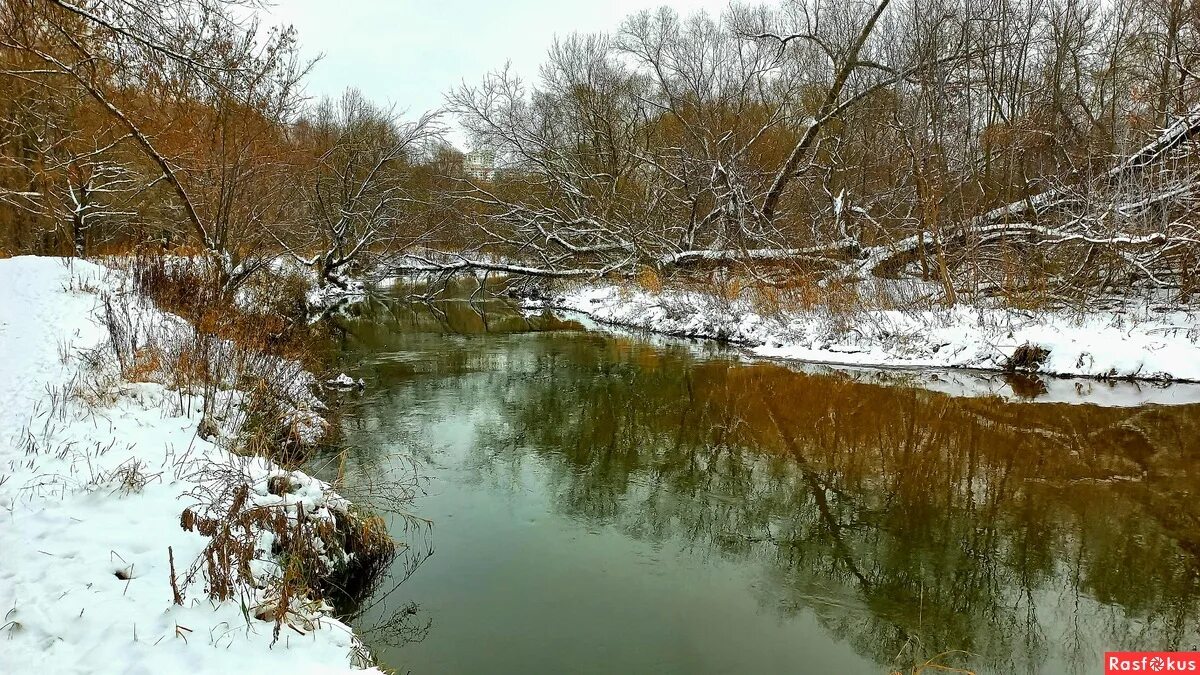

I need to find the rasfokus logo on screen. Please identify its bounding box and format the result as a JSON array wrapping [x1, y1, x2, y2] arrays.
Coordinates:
[[1105, 652, 1200, 673]]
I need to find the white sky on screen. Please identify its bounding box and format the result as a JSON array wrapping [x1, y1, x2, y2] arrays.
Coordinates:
[[264, 0, 731, 148]]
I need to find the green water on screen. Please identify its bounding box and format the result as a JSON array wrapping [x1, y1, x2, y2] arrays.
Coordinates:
[[310, 287, 1200, 674]]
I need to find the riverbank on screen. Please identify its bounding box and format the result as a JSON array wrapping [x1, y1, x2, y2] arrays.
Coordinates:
[[524, 283, 1200, 384], [312, 284, 1200, 674], [0, 256, 383, 673]]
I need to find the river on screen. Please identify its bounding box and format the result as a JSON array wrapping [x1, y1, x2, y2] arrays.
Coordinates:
[[307, 284, 1200, 674]]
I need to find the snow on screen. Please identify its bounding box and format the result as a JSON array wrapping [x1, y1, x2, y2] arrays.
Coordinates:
[[0, 257, 380, 674], [325, 373, 364, 390], [305, 278, 368, 317], [527, 283, 1200, 405]]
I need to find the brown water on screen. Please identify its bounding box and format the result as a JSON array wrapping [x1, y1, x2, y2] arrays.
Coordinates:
[[311, 287, 1200, 674]]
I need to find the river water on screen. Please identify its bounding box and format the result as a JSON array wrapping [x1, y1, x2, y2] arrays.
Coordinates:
[[308, 286, 1200, 674]]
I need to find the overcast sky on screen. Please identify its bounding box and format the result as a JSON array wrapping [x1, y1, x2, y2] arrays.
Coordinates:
[[264, 0, 730, 147]]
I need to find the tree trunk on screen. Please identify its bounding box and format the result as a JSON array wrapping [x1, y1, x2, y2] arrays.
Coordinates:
[[72, 212, 85, 257]]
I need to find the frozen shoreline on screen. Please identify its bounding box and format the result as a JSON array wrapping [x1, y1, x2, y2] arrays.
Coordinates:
[[525, 284, 1200, 406], [0, 257, 380, 674]]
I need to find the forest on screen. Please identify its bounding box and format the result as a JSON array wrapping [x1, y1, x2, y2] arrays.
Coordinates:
[[4, 0, 1200, 311]]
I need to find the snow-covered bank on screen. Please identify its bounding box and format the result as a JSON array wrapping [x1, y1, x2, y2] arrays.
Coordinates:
[[0, 257, 380, 674], [545, 306, 1200, 407], [526, 283, 1200, 388]]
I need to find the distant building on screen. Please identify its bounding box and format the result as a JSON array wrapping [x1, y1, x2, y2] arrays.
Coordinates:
[[464, 148, 495, 181]]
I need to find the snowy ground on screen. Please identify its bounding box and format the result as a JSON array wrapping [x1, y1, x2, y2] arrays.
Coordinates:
[[0, 257, 379, 674], [527, 284, 1200, 405]]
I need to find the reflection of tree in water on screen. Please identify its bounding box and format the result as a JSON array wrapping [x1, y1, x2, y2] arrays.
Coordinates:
[[471, 337, 1200, 674], [306, 387, 436, 658], [336, 280, 583, 342]]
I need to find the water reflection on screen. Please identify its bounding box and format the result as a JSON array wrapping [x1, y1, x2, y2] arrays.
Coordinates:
[[318, 287, 1200, 674]]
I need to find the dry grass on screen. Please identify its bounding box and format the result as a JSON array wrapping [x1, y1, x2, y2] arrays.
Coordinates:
[[122, 347, 164, 382], [635, 264, 901, 322], [103, 458, 160, 495], [110, 249, 321, 368], [178, 473, 396, 644], [4, 248, 398, 663], [635, 267, 663, 294], [97, 250, 334, 458], [98, 251, 406, 649], [1004, 342, 1051, 371]]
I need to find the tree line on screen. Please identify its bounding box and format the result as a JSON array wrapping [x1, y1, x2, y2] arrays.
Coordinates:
[[0, 0, 452, 293], [4, 0, 1200, 305]]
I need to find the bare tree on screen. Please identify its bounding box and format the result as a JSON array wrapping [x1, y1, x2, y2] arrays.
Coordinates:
[[0, 0, 310, 289], [435, 1, 911, 278], [3, 0, 1199, 306], [288, 89, 443, 291]]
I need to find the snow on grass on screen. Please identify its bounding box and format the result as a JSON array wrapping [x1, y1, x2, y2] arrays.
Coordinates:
[[528, 283, 1200, 403], [0, 257, 380, 674]]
